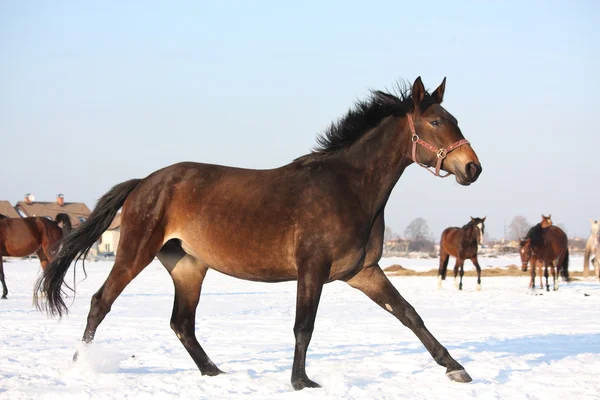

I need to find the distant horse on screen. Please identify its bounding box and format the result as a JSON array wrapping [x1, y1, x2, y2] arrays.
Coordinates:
[[35, 77, 482, 390], [519, 224, 569, 291], [540, 214, 552, 228], [583, 219, 600, 280], [438, 217, 486, 291], [0, 213, 71, 298]]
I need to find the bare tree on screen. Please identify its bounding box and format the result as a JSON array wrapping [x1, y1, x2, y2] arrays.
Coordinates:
[[508, 216, 531, 240], [405, 218, 434, 252], [404, 218, 430, 240]]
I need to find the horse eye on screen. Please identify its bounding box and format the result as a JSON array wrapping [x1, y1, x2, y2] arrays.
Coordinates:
[[430, 120, 440, 127]]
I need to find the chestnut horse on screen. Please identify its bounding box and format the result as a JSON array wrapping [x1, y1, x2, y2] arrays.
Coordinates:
[[0, 213, 71, 298], [540, 214, 552, 228], [519, 224, 569, 291], [438, 217, 486, 291], [36, 77, 482, 390]]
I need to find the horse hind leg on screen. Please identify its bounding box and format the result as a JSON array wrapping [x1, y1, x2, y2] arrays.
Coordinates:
[[36, 248, 50, 271], [157, 240, 222, 376], [544, 265, 550, 292], [551, 262, 558, 291], [438, 249, 450, 289], [453, 259, 461, 289], [0, 257, 7, 299], [74, 229, 163, 360]]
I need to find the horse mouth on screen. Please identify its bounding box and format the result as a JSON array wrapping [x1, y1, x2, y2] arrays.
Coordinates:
[[454, 161, 482, 186], [455, 174, 473, 186]]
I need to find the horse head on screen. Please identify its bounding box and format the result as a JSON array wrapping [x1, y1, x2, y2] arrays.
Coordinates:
[[541, 214, 552, 228], [407, 77, 482, 185], [519, 238, 532, 271], [469, 216, 486, 245]]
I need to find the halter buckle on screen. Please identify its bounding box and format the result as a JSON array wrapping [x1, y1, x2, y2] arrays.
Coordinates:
[[411, 134, 419, 142], [436, 149, 447, 159]]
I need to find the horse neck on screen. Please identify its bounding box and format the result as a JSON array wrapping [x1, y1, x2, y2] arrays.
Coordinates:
[[463, 224, 479, 243], [334, 116, 412, 213]]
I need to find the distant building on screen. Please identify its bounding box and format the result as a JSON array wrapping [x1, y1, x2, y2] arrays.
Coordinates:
[[0, 200, 20, 218], [98, 213, 121, 255], [15, 193, 91, 227]]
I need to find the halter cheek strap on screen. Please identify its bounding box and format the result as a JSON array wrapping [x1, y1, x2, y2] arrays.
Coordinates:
[[406, 114, 470, 178]]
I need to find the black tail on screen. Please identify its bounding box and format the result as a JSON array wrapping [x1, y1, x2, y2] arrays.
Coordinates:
[[35, 179, 142, 317], [561, 247, 570, 281], [55, 213, 72, 235]]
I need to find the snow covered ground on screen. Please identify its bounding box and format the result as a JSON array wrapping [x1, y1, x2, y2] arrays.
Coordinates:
[[1, 256, 599, 399]]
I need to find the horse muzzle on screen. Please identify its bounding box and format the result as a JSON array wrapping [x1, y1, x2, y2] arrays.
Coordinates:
[[521, 264, 528, 272]]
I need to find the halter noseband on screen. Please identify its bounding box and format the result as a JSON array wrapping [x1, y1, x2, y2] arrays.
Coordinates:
[[406, 114, 470, 177]]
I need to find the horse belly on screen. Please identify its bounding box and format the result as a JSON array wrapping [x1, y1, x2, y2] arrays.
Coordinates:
[[173, 226, 298, 282], [3, 235, 40, 257]]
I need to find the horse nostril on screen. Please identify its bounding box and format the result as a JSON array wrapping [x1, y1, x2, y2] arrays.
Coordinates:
[[466, 162, 482, 181]]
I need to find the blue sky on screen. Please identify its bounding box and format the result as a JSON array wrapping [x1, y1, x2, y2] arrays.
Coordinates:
[[1, 1, 598, 239]]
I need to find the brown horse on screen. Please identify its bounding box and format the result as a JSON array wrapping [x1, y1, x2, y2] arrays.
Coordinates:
[[438, 217, 486, 291], [519, 224, 569, 291], [541, 214, 552, 228], [0, 213, 71, 298], [36, 77, 482, 390]]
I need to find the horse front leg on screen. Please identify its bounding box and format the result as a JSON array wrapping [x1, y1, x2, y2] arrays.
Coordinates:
[[544, 264, 550, 292], [291, 256, 330, 390], [470, 257, 482, 291], [346, 264, 472, 382]]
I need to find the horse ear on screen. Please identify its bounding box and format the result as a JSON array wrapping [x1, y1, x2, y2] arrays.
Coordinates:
[[482, 216, 486, 222], [412, 76, 425, 108], [431, 77, 446, 104]]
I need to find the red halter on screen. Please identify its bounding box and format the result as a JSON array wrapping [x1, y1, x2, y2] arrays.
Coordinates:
[[406, 114, 470, 178]]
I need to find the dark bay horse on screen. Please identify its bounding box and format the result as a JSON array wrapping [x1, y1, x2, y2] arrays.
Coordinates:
[[520, 224, 569, 291], [36, 77, 482, 390], [438, 217, 486, 291], [0, 213, 71, 298]]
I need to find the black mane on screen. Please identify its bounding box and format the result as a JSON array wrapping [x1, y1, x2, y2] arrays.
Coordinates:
[[526, 223, 545, 247], [462, 218, 485, 231], [311, 81, 435, 155]]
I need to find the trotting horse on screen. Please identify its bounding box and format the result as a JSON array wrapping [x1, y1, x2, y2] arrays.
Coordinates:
[[438, 217, 486, 291], [520, 224, 569, 291], [0, 213, 71, 298], [583, 219, 600, 280], [36, 77, 482, 390]]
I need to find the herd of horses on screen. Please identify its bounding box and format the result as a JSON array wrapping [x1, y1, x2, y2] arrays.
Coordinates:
[[0, 77, 595, 390], [437, 214, 573, 292]]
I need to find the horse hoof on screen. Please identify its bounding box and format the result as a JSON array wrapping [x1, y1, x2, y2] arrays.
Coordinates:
[[202, 365, 225, 376], [1, 295, 7, 299], [292, 377, 321, 390], [446, 369, 473, 383]]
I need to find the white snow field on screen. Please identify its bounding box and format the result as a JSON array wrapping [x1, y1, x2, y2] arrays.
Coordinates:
[[1, 256, 599, 399]]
